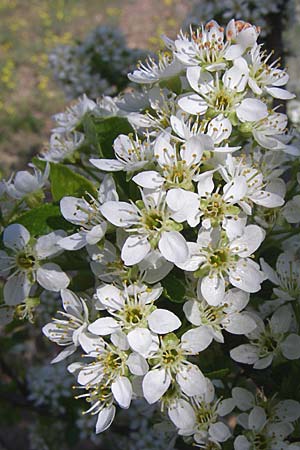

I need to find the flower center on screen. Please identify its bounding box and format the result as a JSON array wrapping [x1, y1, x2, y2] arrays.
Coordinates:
[[209, 248, 229, 268], [16, 252, 36, 270], [164, 161, 196, 190], [251, 433, 271, 450], [142, 209, 164, 231], [202, 304, 224, 326], [98, 347, 128, 380], [124, 305, 144, 325]]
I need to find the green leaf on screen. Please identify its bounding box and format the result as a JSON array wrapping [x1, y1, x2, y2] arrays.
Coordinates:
[[204, 368, 230, 379], [91, 116, 134, 158], [162, 270, 186, 303], [82, 114, 102, 155], [50, 163, 97, 201], [15, 204, 70, 236]]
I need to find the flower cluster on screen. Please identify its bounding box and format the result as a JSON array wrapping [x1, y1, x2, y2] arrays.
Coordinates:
[[184, 0, 295, 37], [1, 17, 300, 449], [49, 25, 148, 100]]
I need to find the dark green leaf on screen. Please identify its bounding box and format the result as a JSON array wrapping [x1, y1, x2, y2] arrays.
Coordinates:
[[92, 116, 134, 158], [50, 163, 97, 201], [162, 270, 186, 303], [15, 204, 70, 235]]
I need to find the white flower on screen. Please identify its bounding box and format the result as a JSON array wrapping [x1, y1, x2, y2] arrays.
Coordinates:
[[4, 163, 50, 201], [282, 195, 300, 224], [231, 386, 300, 423], [71, 338, 137, 423], [260, 252, 300, 301], [90, 134, 154, 174], [225, 19, 259, 60], [42, 289, 91, 363], [88, 282, 181, 356], [183, 287, 256, 343], [247, 44, 295, 99], [168, 378, 233, 446], [42, 131, 84, 163], [178, 61, 248, 117], [166, 171, 243, 229], [230, 305, 300, 369], [88, 239, 173, 285], [52, 94, 96, 134], [0, 224, 69, 305], [237, 103, 289, 151], [174, 20, 228, 70], [177, 226, 266, 304], [234, 403, 297, 450], [142, 333, 207, 404], [100, 190, 188, 265], [58, 175, 117, 250], [219, 155, 285, 214], [128, 53, 183, 84], [170, 113, 240, 153], [132, 132, 207, 191]]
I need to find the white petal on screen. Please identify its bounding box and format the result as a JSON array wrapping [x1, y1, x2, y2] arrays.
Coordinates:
[[181, 326, 213, 353], [90, 158, 124, 172], [4, 273, 31, 305], [196, 171, 215, 197], [281, 334, 300, 360], [229, 259, 265, 293], [60, 197, 90, 224], [265, 86, 295, 100], [176, 364, 206, 396], [61, 289, 83, 316], [110, 331, 129, 350], [181, 135, 207, 165], [236, 98, 268, 122], [153, 132, 176, 167], [178, 94, 208, 115], [230, 225, 265, 257], [234, 435, 251, 450], [260, 258, 280, 285], [276, 400, 300, 422], [183, 300, 202, 326], [230, 344, 259, 364], [58, 232, 86, 250], [37, 263, 69, 291], [148, 309, 181, 334], [142, 369, 171, 404], [248, 406, 267, 432], [209, 422, 231, 442], [96, 406, 116, 434], [126, 352, 149, 376], [232, 387, 254, 411], [225, 312, 257, 335], [88, 317, 120, 336], [159, 231, 188, 264], [86, 224, 107, 245], [100, 201, 138, 227], [50, 345, 77, 363], [121, 235, 151, 265], [98, 174, 118, 203], [132, 171, 164, 189], [111, 376, 132, 409], [79, 333, 105, 355], [168, 399, 196, 430], [217, 398, 235, 416], [223, 176, 248, 203], [201, 275, 225, 306], [3, 223, 30, 251], [96, 284, 124, 311], [270, 304, 292, 334], [127, 328, 153, 355]]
